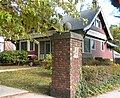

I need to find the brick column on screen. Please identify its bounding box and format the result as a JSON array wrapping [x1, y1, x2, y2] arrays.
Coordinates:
[[51, 32, 83, 98]]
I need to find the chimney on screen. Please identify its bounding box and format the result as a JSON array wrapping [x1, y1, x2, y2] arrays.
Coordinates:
[[92, 0, 99, 8]]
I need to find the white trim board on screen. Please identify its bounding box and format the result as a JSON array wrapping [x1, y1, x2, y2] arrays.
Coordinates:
[[86, 30, 107, 40]]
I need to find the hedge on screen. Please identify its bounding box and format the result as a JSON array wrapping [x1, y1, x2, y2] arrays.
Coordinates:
[[76, 65, 120, 98], [82, 57, 113, 66], [0, 50, 28, 65]]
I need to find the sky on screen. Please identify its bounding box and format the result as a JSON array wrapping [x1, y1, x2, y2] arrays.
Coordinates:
[[76, 0, 120, 26]]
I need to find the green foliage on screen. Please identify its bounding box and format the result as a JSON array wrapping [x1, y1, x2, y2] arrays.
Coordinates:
[[110, 25, 120, 52], [0, 50, 28, 65], [76, 66, 120, 98], [43, 54, 52, 70], [83, 57, 113, 66], [0, 0, 82, 40]]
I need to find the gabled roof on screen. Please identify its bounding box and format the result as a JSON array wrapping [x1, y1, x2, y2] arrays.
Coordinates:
[[63, 7, 113, 40], [63, 8, 98, 30]]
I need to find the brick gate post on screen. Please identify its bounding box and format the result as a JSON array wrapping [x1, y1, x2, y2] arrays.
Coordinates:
[[51, 32, 83, 98]]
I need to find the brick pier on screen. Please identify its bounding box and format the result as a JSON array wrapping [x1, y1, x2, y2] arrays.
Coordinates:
[[51, 32, 83, 98]]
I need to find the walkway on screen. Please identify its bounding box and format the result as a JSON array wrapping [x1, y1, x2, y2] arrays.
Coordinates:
[[0, 85, 54, 98], [96, 87, 120, 98], [0, 67, 37, 73]]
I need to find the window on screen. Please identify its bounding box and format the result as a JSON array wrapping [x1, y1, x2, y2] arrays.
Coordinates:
[[40, 41, 51, 58], [93, 19, 101, 28], [109, 48, 112, 52], [84, 38, 91, 53], [30, 42, 34, 50], [40, 41, 45, 54], [21, 41, 27, 51], [46, 41, 51, 54], [91, 39, 96, 50], [101, 42, 104, 51]]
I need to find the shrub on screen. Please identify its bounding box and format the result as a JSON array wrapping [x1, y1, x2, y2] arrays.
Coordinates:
[[83, 57, 113, 66], [42, 54, 52, 75], [102, 59, 113, 66], [0, 50, 28, 65], [76, 66, 120, 98], [82, 57, 94, 65], [43, 54, 52, 70], [115, 58, 120, 64]]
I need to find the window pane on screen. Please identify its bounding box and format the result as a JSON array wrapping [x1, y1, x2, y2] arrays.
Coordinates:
[[30, 42, 33, 50], [84, 38, 90, 53], [40, 41, 45, 54], [91, 39, 96, 50], [93, 19, 100, 28], [21, 42, 27, 51], [46, 41, 50, 54], [101, 42, 104, 51]]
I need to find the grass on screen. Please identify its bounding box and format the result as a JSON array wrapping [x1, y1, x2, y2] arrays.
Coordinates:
[[0, 65, 30, 70], [0, 66, 51, 94]]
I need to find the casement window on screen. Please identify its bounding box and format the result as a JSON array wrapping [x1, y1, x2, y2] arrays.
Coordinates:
[[20, 41, 35, 51], [93, 18, 101, 28], [30, 42, 35, 51], [91, 39, 96, 50], [84, 38, 91, 53], [101, 41, 104, 51], [21, 41, 27, 51], [40, 41, 51, 58]]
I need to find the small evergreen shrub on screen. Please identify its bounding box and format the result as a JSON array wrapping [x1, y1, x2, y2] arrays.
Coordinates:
[[0, 50, 28, 65]]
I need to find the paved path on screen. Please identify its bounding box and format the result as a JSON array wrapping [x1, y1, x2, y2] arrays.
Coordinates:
[[0, 85, 28, 98], [95, 87, 120, 98], [9, 93, 55, 98], [0, 85, 55, 98], [0, 67, 37, 73]]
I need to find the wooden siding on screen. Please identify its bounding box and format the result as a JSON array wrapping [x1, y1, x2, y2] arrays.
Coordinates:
[[91, 40, 113, 59]]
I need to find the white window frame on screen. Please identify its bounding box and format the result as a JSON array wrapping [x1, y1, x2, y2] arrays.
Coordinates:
[[91, 39, 96, 50], [93, 18, 101, 28], [19, 40, 35, 51], [84, 37, 91, 53], [101, 41, 104, 51], [19, 40, 28, 51], [109, 48, 112, 53], [39, 39, 51, 59], [29, 41, 35, 51]]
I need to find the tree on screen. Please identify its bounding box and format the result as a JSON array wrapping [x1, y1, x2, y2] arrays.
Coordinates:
[[110, 25, 120, 52], [0, 0, 82, 41], [110, 0, 120, 11]]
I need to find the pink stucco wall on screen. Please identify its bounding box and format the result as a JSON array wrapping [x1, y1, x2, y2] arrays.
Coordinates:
[[91, 40, 113, 59]]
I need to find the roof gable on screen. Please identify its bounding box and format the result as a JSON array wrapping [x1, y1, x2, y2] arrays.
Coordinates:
[[63, 7, 113, 40]]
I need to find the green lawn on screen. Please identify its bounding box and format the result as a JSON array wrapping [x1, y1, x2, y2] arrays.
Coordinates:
[[0, 66, 51, 94]]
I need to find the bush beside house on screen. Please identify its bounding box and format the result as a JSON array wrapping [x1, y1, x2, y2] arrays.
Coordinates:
[[82, 57, 113, 66], [0, 50, 28, 65]]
